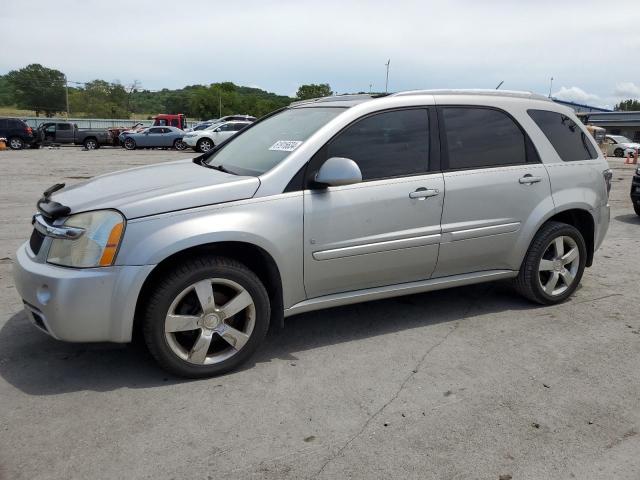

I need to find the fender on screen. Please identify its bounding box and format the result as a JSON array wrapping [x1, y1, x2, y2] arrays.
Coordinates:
[[116, 193, 305, 309]]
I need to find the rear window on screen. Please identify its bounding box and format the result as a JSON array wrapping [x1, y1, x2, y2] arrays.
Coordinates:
[[528, 110, 598, 161]]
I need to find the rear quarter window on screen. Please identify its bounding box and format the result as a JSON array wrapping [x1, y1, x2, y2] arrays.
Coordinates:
[[528, 109, 597, 161]]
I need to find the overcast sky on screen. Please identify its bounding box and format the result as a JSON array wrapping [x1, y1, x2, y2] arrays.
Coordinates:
[[1, 0, 638, 108]]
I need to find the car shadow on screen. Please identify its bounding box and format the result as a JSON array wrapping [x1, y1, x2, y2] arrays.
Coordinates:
[[0, 281, 539, 395], [614, 213, 640, 225]]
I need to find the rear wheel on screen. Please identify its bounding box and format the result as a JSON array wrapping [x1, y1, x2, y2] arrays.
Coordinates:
[[124, 138, 136, 150], [8, 137, 24, 150], [143, 256, 270, 378], [196, 138, 214, 153], [634, 202, 640, 217], [514, 221, 586, 305], [83, 137, 98, 150]]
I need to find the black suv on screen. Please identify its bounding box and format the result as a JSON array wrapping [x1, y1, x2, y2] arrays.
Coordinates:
[[0, 118, 35, 149], [631, 166, 640, 216]]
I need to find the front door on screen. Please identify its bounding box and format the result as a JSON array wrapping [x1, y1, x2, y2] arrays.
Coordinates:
[[303, 108, 444, 298], [432, 106, 553, 277]]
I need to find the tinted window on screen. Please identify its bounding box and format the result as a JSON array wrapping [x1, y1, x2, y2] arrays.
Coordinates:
[[442, 107, 526, 169], [528, 109, 597, 161], [326, 109, 429, 181], [149, 127, 163, 134], [232, 123, 247, 131], [57, 123, 71, 131]]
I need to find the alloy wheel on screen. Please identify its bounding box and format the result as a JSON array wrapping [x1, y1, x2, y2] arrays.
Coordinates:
[[10, 138, 23, 149], [537, 235, 580, 296], [198, 139, 213, 152], [164, 278, 256, 365]]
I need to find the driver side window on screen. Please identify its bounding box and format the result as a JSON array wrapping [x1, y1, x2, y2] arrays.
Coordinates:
[[325, 109, 429, 181]]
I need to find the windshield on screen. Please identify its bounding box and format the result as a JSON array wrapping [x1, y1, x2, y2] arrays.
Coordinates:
[[611, 135, 632, 143], [205, 107, 345, 175]]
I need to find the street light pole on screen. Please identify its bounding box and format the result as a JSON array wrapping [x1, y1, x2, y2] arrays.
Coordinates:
[[64, 74, 69, 117], [548, 77, 554, 98], [385, 59, 390, 93]]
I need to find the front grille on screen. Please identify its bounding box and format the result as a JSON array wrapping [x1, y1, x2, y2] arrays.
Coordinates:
[[29, 228, 45, 255]]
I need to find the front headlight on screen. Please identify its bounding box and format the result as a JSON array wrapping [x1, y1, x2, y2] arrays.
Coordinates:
[[47, 210, 125, 268]]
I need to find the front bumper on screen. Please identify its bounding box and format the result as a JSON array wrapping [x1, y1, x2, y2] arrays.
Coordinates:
[[183, 136, 199, 147], [631, 174, 640, 204], [12, 243, 154, 343]]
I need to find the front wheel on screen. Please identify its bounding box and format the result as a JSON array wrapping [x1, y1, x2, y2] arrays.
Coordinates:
[[124, 138, 136, 150], [8, 137, 24, 150], [514, 221, 586, 305], [196, 138, 214, 153], [143, 256, 270, 378], [614, 148, 624, 157]]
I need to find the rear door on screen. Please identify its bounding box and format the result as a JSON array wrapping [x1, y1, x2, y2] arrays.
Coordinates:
[[303, 108, 444, 297], [56, 123, 74, 143], [432, 106, 552, 277]]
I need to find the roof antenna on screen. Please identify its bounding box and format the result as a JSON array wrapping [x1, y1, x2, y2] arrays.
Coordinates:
[[385, 59, 391, 93], [495, 81, 504, 90]]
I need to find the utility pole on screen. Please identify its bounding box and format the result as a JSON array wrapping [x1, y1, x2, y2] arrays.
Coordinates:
[[64, 73, 69, 117], [385, 59, 391, 93], [219, 94, 222, 118], [369, 83, 372, 94], [548, 77, 554, 98]]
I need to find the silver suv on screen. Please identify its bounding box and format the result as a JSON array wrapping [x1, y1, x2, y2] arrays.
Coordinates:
[[13, 90, 612, 378]]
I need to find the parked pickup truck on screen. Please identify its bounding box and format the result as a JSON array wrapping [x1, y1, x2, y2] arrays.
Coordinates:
[[36, 122, 118, 149]]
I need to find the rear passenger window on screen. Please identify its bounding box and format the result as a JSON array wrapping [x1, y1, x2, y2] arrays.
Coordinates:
[[57, 123, 71, 130], [442, 107, 527, 169], [528, 109, 597, 161], [326, 109, 429, 181]]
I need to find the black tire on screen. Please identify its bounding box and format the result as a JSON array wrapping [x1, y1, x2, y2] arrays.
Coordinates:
[[8, 137, 24, 150], [124, 138, 136, 150], [143, 256, 270, 378], [83, 137, 98, 150], [614, 148, 624, 157], [514, 221, 587, 305], [634, 202, 640, 217], [196, 137, 214, 153], [173, 139, 187, 151], [29, 142, 40, 149]]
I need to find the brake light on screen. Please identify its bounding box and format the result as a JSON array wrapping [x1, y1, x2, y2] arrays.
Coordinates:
[[603, 169, 613, 197], [25, 127, 33, 135]]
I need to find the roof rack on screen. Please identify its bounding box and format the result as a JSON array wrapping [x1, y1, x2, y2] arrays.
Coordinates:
[[289, 93, 385, 107], [392, 89, 551, 102]]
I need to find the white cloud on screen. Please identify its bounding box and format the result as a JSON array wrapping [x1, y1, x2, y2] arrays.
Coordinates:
[[552, 86, 600, 104], [614, 82, 640, 98]]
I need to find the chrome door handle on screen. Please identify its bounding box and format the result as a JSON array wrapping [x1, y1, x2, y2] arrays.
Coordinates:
[[519, 175, 542, 185], [409, 188, 440, 199]]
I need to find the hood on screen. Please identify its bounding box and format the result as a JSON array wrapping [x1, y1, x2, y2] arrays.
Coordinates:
[[51, 158, 260, 219]]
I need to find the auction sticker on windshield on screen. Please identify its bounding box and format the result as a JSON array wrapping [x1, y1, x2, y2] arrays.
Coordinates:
[[269, 140, 303, 152]]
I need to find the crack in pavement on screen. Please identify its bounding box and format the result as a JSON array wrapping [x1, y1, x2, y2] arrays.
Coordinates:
[[310, 287, 490, 479]]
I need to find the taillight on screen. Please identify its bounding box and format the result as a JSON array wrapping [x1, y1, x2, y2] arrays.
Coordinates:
[[25, 127, 33, 135], [603, 169, 613, 197]]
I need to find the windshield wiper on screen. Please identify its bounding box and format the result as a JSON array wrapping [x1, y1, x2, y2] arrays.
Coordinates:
[[194, 156, 236, 174]]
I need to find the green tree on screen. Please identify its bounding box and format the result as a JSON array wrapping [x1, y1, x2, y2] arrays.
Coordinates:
[[296, 83, 332, 100], [74, 80, 129, 118], [614, 99, 640, 111], [6, 64, 66, 116], [0, 75, 14, 106]]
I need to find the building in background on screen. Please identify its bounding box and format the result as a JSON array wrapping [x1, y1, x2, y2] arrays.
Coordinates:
[[552, 99, 611, 113], [577, 111, 640, 142]]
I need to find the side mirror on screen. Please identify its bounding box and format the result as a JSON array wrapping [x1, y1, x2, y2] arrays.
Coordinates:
[[314, 157, 362, 187]]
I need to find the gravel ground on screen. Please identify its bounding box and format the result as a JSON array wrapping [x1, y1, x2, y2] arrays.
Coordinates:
[[0, 146, 639, 480]]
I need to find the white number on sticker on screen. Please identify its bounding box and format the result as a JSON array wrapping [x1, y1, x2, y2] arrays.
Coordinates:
[[269, 140, 303, 152]]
